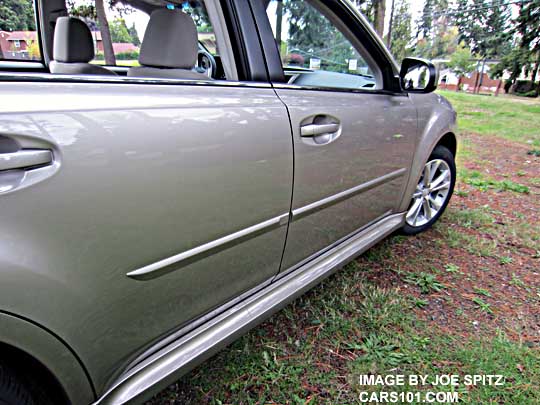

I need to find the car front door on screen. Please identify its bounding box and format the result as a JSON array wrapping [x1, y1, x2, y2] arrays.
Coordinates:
[[256, 0, 418, 271]]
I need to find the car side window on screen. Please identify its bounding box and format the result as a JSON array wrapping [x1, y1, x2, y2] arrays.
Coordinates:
[[57, 0, 228, 80], [0, 0, 41, 62], [265, 0, 380, 90]]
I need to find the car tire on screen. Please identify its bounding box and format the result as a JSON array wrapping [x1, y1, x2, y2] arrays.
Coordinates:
[[402, 145, 456, 235], [0, 363, 35, 405]]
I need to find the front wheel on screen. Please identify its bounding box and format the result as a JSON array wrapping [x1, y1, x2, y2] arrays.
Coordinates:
[[402, 145, 456, 235]]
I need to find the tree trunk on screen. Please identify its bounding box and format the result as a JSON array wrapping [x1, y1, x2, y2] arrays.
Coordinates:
[[275, 0, 283, 57], [386, 0, 395, 48], [531, 51, 539, 83], [373, 0, 386, 38], [533, 52, 540, 96], [95, 0, 116, 66]]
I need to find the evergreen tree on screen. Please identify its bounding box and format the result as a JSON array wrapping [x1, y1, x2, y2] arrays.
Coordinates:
[[453, 0, 510, 58], [128, 23, 140, 46], [353, 0, 385, 37], [389, 0, 412, 63], [492, 1, 540, 95], [414, 0, 456, 59], [281, 0, 359, 72], [418, 0, 436, 39]]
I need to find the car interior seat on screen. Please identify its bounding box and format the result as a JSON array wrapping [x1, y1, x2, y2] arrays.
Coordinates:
[[50, 17, 117, 76], [127, 8, 210, 80]]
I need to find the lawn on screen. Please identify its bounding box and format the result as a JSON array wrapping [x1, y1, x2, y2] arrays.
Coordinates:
[[150, 91, 540, 404], [440, 91, 540, 147]]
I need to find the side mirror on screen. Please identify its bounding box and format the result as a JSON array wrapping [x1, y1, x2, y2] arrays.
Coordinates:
[[399, 57, 438, 93]]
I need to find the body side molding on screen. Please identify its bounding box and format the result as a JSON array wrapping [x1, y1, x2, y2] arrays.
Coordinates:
[[97, 212, 405, 404], [127, 213, 289, 280], [292, 168, 407, 221], [128, 170, 405, 281]]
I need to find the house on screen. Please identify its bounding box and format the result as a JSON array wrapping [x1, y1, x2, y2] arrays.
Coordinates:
[[0, 31, 38, 60], [6, 31, 38, 52], [111, 42, 138, 54], [0, 28, 138, 60], [89, 31, 139, 55], [0, 31, 11, 57]]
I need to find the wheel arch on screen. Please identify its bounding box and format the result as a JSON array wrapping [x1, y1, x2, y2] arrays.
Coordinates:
[[399, 81, 458, 212], [436, 132, 457, 157], [0, 311, 95, 405]]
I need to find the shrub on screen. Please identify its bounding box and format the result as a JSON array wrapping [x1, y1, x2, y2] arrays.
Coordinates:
[[116, 50, 139, 60], [94, 51, 139, 61]]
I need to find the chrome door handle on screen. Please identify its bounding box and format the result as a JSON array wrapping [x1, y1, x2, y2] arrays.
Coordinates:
[[0, 150, 53, 171], [300, 123, 340, 137]]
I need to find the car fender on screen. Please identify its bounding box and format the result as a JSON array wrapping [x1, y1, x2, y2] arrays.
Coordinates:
[[398, 92, 457, 212], [0, 311, 95, 405]]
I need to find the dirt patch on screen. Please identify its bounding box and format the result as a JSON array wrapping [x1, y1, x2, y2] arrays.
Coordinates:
[[356, 132, 540, 345]]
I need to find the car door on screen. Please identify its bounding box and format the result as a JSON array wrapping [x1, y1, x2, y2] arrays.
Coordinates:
[[255, 0, 418, 272], [0, 1, 292, 392]]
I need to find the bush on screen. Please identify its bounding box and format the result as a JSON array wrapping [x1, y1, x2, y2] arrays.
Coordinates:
[[94, 51, 139, 61], [517, 89, 538, 98], [513, 80, 535, 94], [116, 50, 139, 60]]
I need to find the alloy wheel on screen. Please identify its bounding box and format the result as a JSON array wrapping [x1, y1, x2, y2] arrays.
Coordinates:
[[406, 159, 452, 227]]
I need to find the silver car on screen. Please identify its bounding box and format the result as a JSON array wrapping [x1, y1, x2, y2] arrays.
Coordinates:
[[0, 0, 456, 403]]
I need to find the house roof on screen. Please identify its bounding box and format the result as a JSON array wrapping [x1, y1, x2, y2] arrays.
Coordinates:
[[112, 43, 139, 53], [6, 31, 38, 41]]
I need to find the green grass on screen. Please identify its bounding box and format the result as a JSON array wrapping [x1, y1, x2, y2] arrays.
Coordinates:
[[438, 90, 540, 147], [460, 168, 530, 194], [405, 271, 446, 294], [153, 256, 540, 404]]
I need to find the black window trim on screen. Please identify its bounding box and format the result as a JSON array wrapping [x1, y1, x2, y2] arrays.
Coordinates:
[[249, 0, 405, 95]]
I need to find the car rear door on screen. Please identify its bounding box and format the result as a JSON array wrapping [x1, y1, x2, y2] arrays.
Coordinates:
[[253, 0, 418, 272], [0, 1, 292, 393]]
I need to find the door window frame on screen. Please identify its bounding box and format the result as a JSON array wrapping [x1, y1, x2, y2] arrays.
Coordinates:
[[0, 0, 47, 72], [249, 0, 404, 94], [0, 0, 272, 88]]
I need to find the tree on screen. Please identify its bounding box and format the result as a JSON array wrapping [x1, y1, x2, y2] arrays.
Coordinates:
[[95, 0, 115, 65], [353, 0, 375, 25], [109, 18, 131, 43], [128, 22, 140, 46], [447, 42, 475, 75], [25, 35, 40, 60], [0, 0, 36, 32], [282, 0, 356, 72], [372, 0, 386, 37], [491, 1, 540, 95], [353, 0, 385, 38], [414, 0, 457, 59], [68, 0, 115, 64], [453, 0, 510, 59], [388, 0, 412, 63], [417, 0, 436, 39]]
